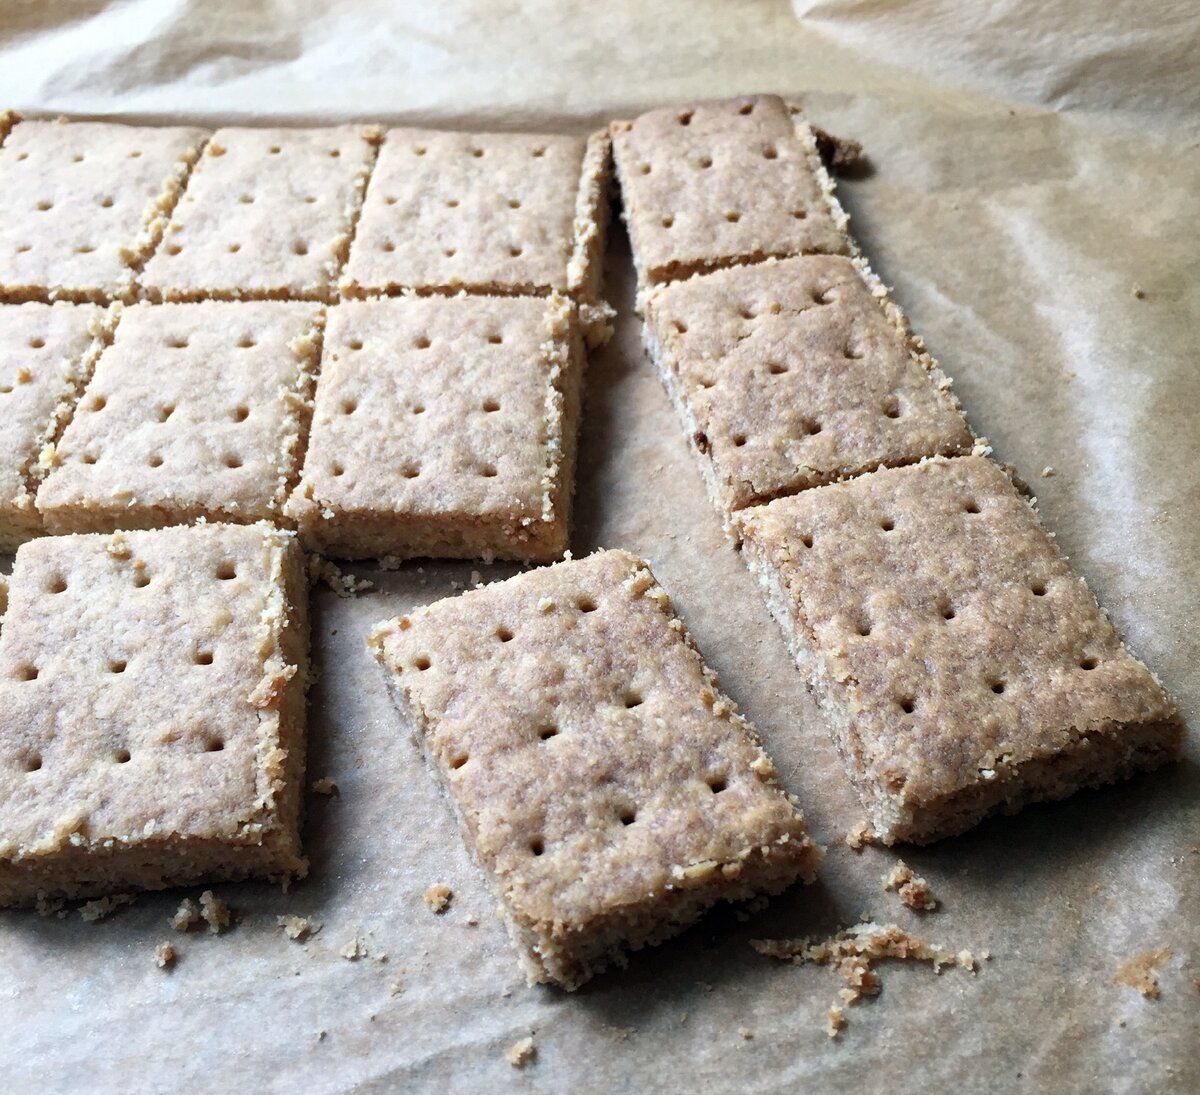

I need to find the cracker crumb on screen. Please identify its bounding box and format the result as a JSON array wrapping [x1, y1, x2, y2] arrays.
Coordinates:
[[35, 893, 66, 918], [340, 937, 364, 960], [1132, 285, 1146, 299], [826, 1005, 845, 1039], [882, 861, 939, 911], [278, 914, 323, 941], [845, 821, 876, 850], [155, 942, 176, 969], [311, 558, 375, 598], [958, 949, 977, 972], [311, 777, 339, 796], [1114, 946, 1172, 998], [1040, 466, 1055, 478], [424, 884, 453, 914], [79, 893, 135, 922], [199, 890, 232, 934], [171, 898, 202, 932], [737, 1026, 754, 1040], [506, 1036, 536, 1068]]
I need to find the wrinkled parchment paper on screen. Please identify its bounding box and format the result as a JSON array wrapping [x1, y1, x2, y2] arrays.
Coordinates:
[[1, 2, 1196, 1091]]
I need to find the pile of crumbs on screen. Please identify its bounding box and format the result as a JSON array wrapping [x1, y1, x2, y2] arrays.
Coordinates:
[[171, 891, 232, 934], [79, 893, 136, 922], [311, 558, 375, 598], [506, 1036, 536, 1068], [752, 921, 984, 1037], [424, 884, 453, 914], [278, 914, 323, 941], [882, 860, 939, 911]]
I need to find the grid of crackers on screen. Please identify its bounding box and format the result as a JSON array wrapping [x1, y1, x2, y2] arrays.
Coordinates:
[[0, 98, 1184, 991]]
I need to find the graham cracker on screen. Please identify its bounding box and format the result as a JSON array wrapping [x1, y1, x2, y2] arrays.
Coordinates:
[[0, 119, 208, 304], [368, 549, 823, 989], [0, 522, 309, 905], [642, 255, 975, 518], [735, 456, 1185, 844], [36, 301, 323, 534], [0, 301, 110, 552], [611, 94, 847, 292], [141, 125, 380, 303], [287, 293, 583, 562], [340, 127, 610, 308]]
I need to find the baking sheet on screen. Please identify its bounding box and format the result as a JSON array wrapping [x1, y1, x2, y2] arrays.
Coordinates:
[[1, 2, 1197, 1092]]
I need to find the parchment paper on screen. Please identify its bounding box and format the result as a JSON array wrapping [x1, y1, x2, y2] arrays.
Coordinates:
[[1, 3, 1196, 1092]]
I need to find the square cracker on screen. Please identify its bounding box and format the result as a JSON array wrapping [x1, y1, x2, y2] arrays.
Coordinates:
[[287, 293, 583, 562], [140, 126, 380, 303], [642, 255, 975, 517], [735, 456, 1185, 845], [340, 127, 610, 306], [0, 119, 208, 304], [368, 549, 823, 989], [36, 301, 322, 535], [611, 94, 847, 291], [1, 302, 109, 551], [0, 522, 309, 905]]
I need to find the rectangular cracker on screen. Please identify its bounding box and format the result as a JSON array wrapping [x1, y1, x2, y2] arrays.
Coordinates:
[[0, 119, 208, 304], [611, 94, 847, 292], [35, 301, 322, 535], [140, 126, 380, 303], [0, 522, 309, 904], [368, 549, 823, 989], [735, 456, 1185, 844], [340, 127, 610, 309], [0, 302, 110, 552], [642, 254, 975, 518], [287, 293, 582, 562]]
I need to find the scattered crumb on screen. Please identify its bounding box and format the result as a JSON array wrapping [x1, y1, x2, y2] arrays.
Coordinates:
[[958, 949, 977, 972], [278, 914, 323, 941], [737, 1027, 753, 1040], [35, 893, 66, 918], [79, 893, 135, 922], [1114, 946, 1172, 998], [981, 949, 992, 961], [379, 555, 402, 571], [424, 884, 453, 914], [882, 861, 939, 911], [465, 915, 479, 926], [171, 898, 202, 932], [311, 777, 339, 796], [199, 891, 232, 934], [611, 1026, 634, 1042], [340, 937, 364, 960], [506, 1036, 536, 1068], [826, 1005, 845, 1039], [154, 942, 176, 969], [845, 821, 876, 850], [311, 558, 374, 597], [390, 972, 406, 997], [315, 1030, 327, 1044], [1132, 285, 1145, 299], [1040, 466, 1055, 478]]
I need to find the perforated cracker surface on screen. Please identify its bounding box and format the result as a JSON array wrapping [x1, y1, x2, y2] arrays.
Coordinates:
[[612, 95, 846, 287], [288, 293, 579, 561], [140, 126, 378, 302], [0, 523, 306, 899], [737, 457, 1182, 829], [1, 302, 105, 548], [0, 120, 208, 303], [644, 256, 973, 513], [370, 550, 819, 952], [36, 301, 322, 533], [342, 127, 594, 297]]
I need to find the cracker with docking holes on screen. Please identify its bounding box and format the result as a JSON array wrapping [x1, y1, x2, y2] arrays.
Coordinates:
[[0, 522, 309, 905], [1, 301, 109, 551], [0, 119, 208, 304], [368, 549, 823, 989], [36, 301, 322, 535], [735, 456, 1184, 844], [341, 127, 610, 308], [611, 94, 846, 293], [287, 293, 582, 562], [141, 126, 379, 303], [642, 255, 974, 518]]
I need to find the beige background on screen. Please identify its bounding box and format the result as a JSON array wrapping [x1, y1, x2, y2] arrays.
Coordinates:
[[0, 2, 1196, 1092]]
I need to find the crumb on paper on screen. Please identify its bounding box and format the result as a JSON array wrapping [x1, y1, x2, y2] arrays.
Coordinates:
[[199, 890, 232, 934], [315, 1030, 327, 1044], [465, 914, 479, 926], [826, 1005, 845, 1039], [1040, 466, 1055, 478], [1114, 946, 1172, 998], [311, 777, 339, 796], [171, 898, 202, 932], [278, 914, 323, 941], [155, 942, 176, 969], [424, 884, 453, 914], [845, 821, 876, 850], [882, 861, 939, 911], [1132, 285, 1146, 299], [310, 558, 374, 598], [958, 949, 977, 972], [340, 937, 364, 960], [737, 1027, 753, 1040], [79, 893, 135, 922], [390, 971, 406, 997], [506, 1036, 536, 1068]]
